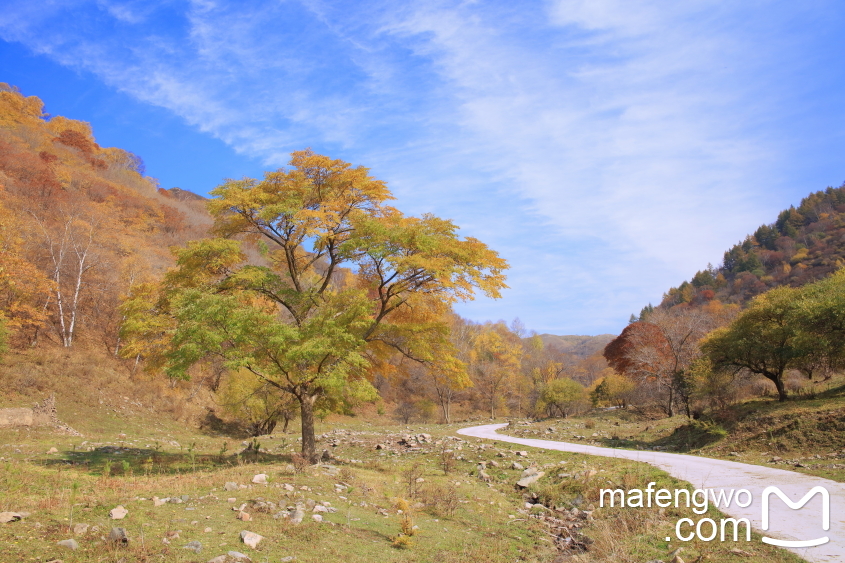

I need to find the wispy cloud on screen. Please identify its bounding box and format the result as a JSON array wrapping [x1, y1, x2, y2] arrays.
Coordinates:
[[1, 0, 842, 333]]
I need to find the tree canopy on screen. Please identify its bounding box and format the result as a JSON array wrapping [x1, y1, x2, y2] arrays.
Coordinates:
[[123, 150, 508, 461]]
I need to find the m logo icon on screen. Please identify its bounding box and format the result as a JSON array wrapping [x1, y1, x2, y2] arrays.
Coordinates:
[[761, 486, 830, 548]]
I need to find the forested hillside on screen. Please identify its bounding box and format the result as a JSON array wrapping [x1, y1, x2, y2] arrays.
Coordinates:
[[0, 83, 211, 352], [653, 184, 845, 313]]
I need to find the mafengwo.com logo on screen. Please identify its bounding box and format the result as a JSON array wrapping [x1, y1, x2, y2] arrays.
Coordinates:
[[599, 482, 830, 547]]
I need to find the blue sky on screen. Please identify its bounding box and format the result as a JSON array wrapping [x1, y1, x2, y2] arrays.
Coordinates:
[[2, 0, 844, 336]]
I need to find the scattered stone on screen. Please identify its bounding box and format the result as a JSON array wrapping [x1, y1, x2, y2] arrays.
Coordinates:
[[204, 527, 213, 533], [184, 540, 203, 553], [44, 560, 63, 563], [165, 530, 181, 539], [47, 447, 58, 454], [478, 470, 491, 482], [224, 482, 239, 491], [109, 506, 128, 520], [0, 512, 24, 523], [240, 530, 263, 549], [207, 552, 253, 563], [516, 469, 545, 488], [516, 451, 528, 457], [584, 469, 598, 479], [280, 557, 295, 562], [251, 474, 268, 484], [375, 443, 386, 450], [312, 505, 328, 513], [671, 556, 685, 563], [729, 548, 752, 556], [109, 527, 129, 544], [57, 538, 79, 550], [283, 484, 294, 492], [312, 514, 323, 523], [511, 461, 524, 471], [290, 508, 305, 524], [228, 498, 237, 503], [72, 523, 89, 535], [236, 511, 251, 521]]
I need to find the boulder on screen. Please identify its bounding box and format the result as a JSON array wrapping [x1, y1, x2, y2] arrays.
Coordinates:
[[290, 508, 305, 524], [224, 482, 239, 491], [240, 530, 263, 549], [109, 506, 128, 520], [251, 474, 268, 485], [109, 527, 129, 544], [516, 470, 545, 488], [0, 512, 24, 523], [57, 539, 79, 550], [184, 540, 203, 553], [72, 523, 89, 535]]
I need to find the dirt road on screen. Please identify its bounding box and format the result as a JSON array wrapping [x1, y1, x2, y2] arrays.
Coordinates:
[[458, 423, 845, 562]]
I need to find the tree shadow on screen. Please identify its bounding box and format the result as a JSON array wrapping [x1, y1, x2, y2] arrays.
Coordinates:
[[40, 444, 298, 476]]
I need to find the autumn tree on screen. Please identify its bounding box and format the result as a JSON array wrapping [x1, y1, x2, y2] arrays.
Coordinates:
[[123, 150, 507, 461], [535, 378, 587, 418], [470, 321, 523, 419], [604, 306, 727, 416], [701, 286, 800, 401]]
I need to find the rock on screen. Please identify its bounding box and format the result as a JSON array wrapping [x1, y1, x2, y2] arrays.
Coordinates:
[[236, 511, 251, 521], [47, 447, 58, 454], [280, 557, 296, 562], [584, 469, 598, 478], [516, 471, 545, 488], [204, 527, 213, 532], [57, 538, 79, 550], [109, 506, 128, 520], [671, 557, 685, 563], [0, 512, 24, 523], [312, 505, 328, 513], [72, 523, 89, 535], [516, 451, 528, 457], [251, 474, 268, 484], [184, 540, 203, 553], [478, 470, 491, 482], [224, 482, 239, 491], [290, 508, 305, 524], [240, 530, 263, 549], [283, 483, 294, 491], [153, 496, 168, 507], [109, 527, 129, 544], [44, 560, 63, 563], [312, 514, 323, 522], [207, 552, 253, 563], [511, 461, 524, 470]]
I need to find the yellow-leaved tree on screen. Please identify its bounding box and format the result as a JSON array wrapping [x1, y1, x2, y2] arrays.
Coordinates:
[[122, 150, 507, 461]]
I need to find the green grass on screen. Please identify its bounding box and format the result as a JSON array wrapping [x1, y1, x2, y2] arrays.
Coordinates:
[[514, 378, 845, 482], [0, 414, 806, 563]]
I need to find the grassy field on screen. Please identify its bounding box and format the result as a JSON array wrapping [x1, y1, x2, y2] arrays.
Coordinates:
[[0, 410, 807, 563], [513, 378, 845, 483], [0, 347, 827, 562]]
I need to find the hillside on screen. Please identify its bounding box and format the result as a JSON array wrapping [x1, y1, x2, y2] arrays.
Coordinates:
[[0, 82, 211, 353], [537, 334, 615, 358], [653, 183, 845, 314]]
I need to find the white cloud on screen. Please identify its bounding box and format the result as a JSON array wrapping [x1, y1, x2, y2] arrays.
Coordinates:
[[1, 0, 837, 333]]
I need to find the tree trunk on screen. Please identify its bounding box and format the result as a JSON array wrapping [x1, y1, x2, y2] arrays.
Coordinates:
[[299, 393, 318, 463], [772, 372, 788, 402]]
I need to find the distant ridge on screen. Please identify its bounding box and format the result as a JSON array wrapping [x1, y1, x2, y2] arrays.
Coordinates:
[[537, 334, 615, 358]]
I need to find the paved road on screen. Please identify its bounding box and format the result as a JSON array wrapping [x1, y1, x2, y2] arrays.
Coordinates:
[[457, 423, 845, 562]]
